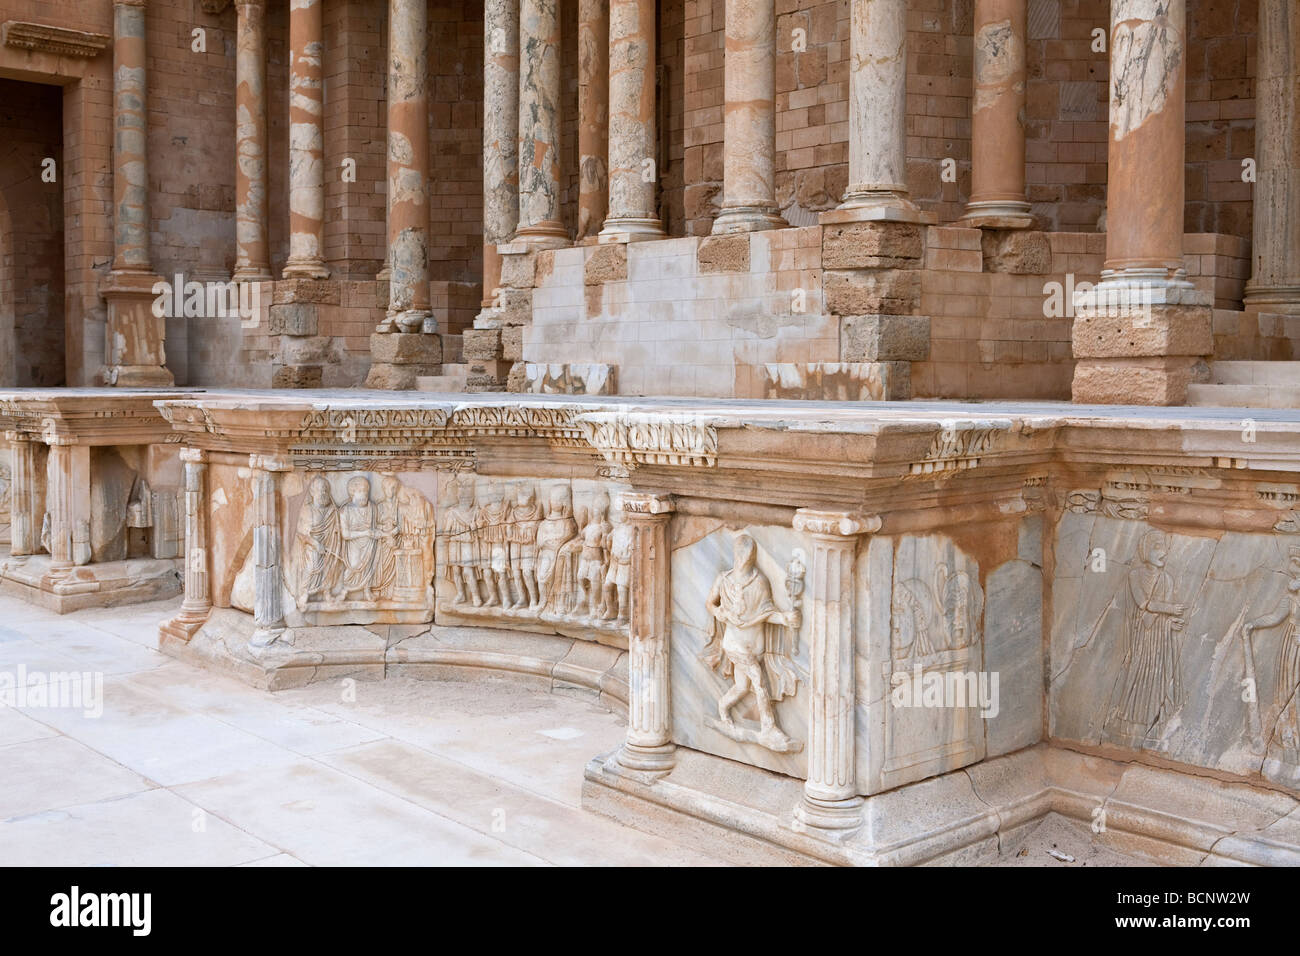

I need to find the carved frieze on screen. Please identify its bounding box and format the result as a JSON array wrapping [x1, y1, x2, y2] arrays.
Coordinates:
[[1, 21, 110, 58]]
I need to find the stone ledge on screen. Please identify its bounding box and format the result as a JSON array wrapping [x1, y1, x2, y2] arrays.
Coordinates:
[[0, 555, 182, 614]]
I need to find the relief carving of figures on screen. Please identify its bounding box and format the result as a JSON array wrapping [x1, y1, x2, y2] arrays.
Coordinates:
[[700, 532, 804, 754], [443, 481, 484, 607], [577, 492, 611, 619], [891, 563, 982, 661], [509, 485, 543, 610], [339, 475, 392, 601], [296, 475, 343, 601], [1241, 548, 1300, 764], [1104, 530, 1188, 751], [602, 506, 632, 625]]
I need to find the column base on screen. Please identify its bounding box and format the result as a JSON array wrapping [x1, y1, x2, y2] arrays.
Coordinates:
[[793, 793, 866, 832], [282, 258, 330, 280], [1244, 282, 1300, 315], [821, 201, 935, 226], [102, 270, 173, 387], [513, 222, 569, 249], [598, 218, 666, 243], [711, 206, 788, 234], [960, 199, 1034, 230], [232, 266, 274, 282], [379, 309, 435, 334], [249, 625, 288, 652], [616, 741, 676, 774]]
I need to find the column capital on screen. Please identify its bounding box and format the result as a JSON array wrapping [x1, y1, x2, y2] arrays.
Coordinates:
[[248, 452, 293, 473], [793, 509, 879, 538], [623, 492, 675, 517], [180, 446, 207, 464]]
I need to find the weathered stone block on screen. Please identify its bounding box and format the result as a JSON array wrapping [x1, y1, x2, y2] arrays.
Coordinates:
[[841, 314, 931, 361], [462, 328, 503, 360], [280, 335, 341, 366], [364, 362, 442, 390], [499, 288, 533, 326], [1071, 304, 1213, 358], [272, 365, 323, 388], [981, 229, 1053, 274], [268, 303, 318, 336], [272, 279, 339, 305], [824, 269, 921, 316], [697, 234, 750, 273], [369, 332, 442, 365], [822, 222, 923, 269], [501, 325, 524, 362], [499, 250, 537, 289], [506, 361, 528, 393], [1071, 357, 1202, 406], [585, 244, 628, 285]]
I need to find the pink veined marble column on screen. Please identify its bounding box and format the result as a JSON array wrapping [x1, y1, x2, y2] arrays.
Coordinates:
[[600, 0, 665, 241], [1245, 0, 1300, 314], [248, 454, 291, 649], [962, 0, 1032, 229], [7, 434, 38, 556], [712, 0, 786, 234], [234, 0, 272, 280], [382, 0, 432, 332], [577, 0, 609, 241], [45, 443, 91, 572], [617, 493, 676, 773], [516, 0, 567, 245], [480, 0, 520, 311], [283, 0, 329, 279], [176, 448, 212, 624]]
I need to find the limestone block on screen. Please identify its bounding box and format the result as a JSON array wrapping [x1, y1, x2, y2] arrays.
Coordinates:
[[584, 244, 628, 285], [499, 288, 533, 326], [499, 250, 537, 289], [501, 325, 524, 362], [364, 363, 441, 390], [268, 303, 318, 336], [506, 361, 528, 392], [841, 314, 931, 362], [462, 328, 503, 360], [272, 365, 324, 388], [824, 269, 921, 316], [280, 335, 341, 366], [369, 332, 442, 365], [697, 234, 750, 273], [822, 222, 923, 269], [1071, 304, 1213, 358], [981, 229, 1053, 274], [1070, 357, 1203, 405], [272, 279, 339, 305]]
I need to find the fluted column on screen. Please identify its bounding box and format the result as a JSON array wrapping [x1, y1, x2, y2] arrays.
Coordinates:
[[7, 434, 38, 556], [1245, 0, 1300, 314], [792, 510, 875, 831], [248, 454, 290, 649], [515, 0, 567, 245], [577, 0, 609, 241], [234, 0, 272, 280], [962, 0, 1032, 228], [617, 493, 676, 773], [283, 0, 329, 278], [481, 0, 520, 311], [712, 0, 785, 233], [45, 443, 91, 572], [382, 0, 432, 332], [600, 0, 665, 241], [177, 448, 211, 623]]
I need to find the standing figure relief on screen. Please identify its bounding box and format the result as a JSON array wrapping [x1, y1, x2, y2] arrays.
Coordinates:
[[1241, 548, 1300, 762]]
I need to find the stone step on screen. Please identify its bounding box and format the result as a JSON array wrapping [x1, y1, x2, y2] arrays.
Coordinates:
[[1186, 382, 1300, 408], [1207, 361, 1300, 386], [415, 364, 469, 393]]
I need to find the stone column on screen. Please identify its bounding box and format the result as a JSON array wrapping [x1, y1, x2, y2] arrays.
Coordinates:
[[600, 0, 665, 241], [480, 0, 520, 312], [617, 493, 676, 773], [176, 448, 212, 624], [381, 0, 433, 332], [1071, 0, 1211, 405], [234, 0, 272, 280], [103, 0, 172, 387], [45, 443, 91, 571], [515, 0, 567, 245], [283, 0, 329, 279], [577, 0, 609, 241], [248, 454, 290, 649], [7, 434, 39, 556], [712, 0, 786, 233], [961, 0, 1032, 228], [1244, 0, 1300, 314], [792, 510, 874, 831]]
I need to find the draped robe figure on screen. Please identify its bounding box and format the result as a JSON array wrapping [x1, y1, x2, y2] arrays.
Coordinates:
[[1245, 549, 1300, 759], [296, 475, 342, 602], [339, 476, 383, 600], [442, 482, 482, 606], [537, 485, 579, 615]]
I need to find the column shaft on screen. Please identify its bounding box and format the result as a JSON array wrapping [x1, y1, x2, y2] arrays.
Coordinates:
[[249, 455, 289, 647], [601, 0, 665, 240], [8, 435, 38, 556], [962, 0, 1032, 228], [178, 449, 211, 622], [384, 0, 432, 331], [481, 0, 520, 309], [283, 0, 329, 278], [618, 493, 676, 772], [712, 0, 785, 233], [46, 444, 90, 571], [234, 0, 272, 280], [111, 0, 150, 273], [577, 0, 609, 240], [516, 0, 567, 244]]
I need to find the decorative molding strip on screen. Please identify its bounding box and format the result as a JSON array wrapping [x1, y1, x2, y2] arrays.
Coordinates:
[[2, 21, 110, 58], [575, 411, 719, 469], [1065, 489, 1149, 521]]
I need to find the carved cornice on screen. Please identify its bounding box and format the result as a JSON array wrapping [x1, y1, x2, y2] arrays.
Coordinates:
[[2, 21, 111, 57], [575, 411, 718, 469]]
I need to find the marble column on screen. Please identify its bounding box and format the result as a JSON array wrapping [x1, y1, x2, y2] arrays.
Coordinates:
[[176, 448, 212, 625], [835, 0, 916, 217], [577, 0, 609, 241], [481, 0, 520, 310], [382, 0, 432, 332], [792, 510, 873, 831], [45, 443, 91, 571], [617, 493, 676, 773], [283, 0, 329, 279], [961, 0, 1032, 228], [712, 0, 786, 233], [7, 434, 38, 556], [515, 0, 567, 245], [234, 0, 272, 280], [103, 0, 172, 387], [248, 454, 290, 649], [1245, 0, 1300, 314], [600, 0, 665, 241]]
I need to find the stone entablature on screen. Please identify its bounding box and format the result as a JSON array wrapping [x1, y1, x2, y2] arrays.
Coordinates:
[[1, 21, 110, 58]]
